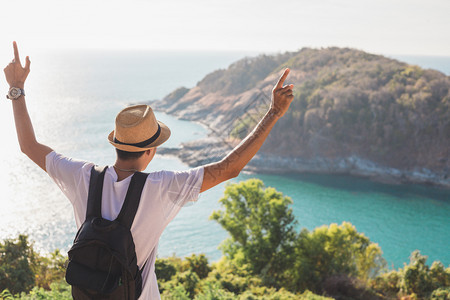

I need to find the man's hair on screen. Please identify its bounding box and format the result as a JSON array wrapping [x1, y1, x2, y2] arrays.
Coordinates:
[[116, 149, 146, 160]]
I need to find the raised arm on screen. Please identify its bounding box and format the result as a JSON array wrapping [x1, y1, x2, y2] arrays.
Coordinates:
[[4, 41, 53, 171], [200, 68, 294, 192]]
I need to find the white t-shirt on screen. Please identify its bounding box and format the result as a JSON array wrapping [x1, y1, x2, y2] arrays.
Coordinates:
[[45, 151, 204, 300]]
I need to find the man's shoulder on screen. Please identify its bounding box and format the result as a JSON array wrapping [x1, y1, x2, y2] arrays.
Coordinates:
[[46, 150, 95, 179], [46, 150, 93, 165]]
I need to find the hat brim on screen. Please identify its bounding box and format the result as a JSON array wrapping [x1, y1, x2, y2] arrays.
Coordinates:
[[108, 120, 171, 152]]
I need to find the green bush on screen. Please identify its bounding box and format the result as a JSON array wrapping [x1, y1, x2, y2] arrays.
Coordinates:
[[194, 281, 236, 300], [0, 289, 14, 300], [155, 257, 178, 282], [370, 269, 401, 298], [17, 281, 71, 300], [430, 287, 450, 300], [371, 250, 450, 299], [160, 284, 190, 299], [288, 222, 385, 294], [161, 270, 200, 298], [204, 258, 259, 295], [185, 254, 211, 279], [399, 251, 449, 299], [32, 250, 66, 290], [0, 235, 36, 295]]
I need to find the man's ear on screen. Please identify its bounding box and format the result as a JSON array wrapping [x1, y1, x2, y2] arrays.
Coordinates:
[[146, 148, 156, 155]]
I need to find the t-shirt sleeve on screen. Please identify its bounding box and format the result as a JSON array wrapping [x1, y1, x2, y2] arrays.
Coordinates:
[[45, 151, 94, 204], [159, 166, 204, 222]]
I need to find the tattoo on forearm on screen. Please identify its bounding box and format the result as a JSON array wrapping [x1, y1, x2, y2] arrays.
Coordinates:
[[205, 161, 224, 180], [205, 110, 278, 181], [233, 110, 276, 155]]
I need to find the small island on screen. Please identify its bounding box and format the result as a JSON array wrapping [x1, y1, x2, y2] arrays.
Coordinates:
[[152, 47, 450, 188]]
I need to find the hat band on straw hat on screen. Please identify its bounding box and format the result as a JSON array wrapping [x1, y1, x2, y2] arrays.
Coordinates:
[[114, 124, 161, 148]]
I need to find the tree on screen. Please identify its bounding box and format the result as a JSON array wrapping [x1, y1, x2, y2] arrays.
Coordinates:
[[399, 251, 450, 299], [371, 250, 450, 299], [289, 222, 385, 293], [210, 179, 297, 286], [0, 235, 36, 295], [32, 250, 66, 290]]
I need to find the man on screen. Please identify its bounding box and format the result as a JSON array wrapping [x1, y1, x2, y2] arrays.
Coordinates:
[[4, 41, 294, 299]]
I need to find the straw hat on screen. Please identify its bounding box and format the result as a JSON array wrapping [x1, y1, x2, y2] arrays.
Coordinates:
[[108, 104, 171, 152]]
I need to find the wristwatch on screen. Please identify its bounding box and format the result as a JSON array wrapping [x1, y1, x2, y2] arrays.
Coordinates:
[[6, 87, 25, 100]]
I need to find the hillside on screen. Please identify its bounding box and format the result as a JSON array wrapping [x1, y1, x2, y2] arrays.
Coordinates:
[[152, 47, 450, 187]]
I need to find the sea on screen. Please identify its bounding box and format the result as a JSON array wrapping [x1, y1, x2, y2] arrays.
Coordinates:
[[0, 49, 449, 270]]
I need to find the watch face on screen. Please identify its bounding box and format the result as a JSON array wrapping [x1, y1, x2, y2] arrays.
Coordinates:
[[10, 89, 19, 97], [8, 87, 21, 99]]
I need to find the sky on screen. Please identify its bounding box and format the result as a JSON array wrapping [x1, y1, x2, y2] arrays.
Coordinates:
[[0, 0, 449, 56]]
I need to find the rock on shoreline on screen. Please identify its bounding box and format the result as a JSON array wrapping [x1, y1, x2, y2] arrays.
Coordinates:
[[157, 137, 450, 189]]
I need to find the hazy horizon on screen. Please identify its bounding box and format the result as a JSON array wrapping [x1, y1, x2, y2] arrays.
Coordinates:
[[1, 0, 449, 57]]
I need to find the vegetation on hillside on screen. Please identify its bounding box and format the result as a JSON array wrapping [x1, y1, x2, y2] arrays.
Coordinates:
[[278, 48, 449, 168], [197, 52, 296, 96], [233, 48, 449, 171], [1, 180, 449, 299]]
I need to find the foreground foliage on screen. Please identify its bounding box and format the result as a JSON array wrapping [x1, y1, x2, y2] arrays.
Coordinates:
[[371, 250, 450, 299], [0, 235, 66, 296], [1, 180, 449, 299]]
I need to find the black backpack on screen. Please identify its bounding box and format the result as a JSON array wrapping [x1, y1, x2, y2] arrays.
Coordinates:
[[65, 165, 148, 300]]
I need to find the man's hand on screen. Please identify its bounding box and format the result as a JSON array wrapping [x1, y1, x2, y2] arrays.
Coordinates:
[[270, 68, 294, 117], [4, 41, 31, 89]]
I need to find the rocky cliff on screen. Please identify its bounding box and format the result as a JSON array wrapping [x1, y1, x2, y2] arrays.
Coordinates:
[[151, 48, 450, 188]]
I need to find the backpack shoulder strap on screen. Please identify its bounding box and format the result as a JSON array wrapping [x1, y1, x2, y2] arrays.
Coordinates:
[[116, 171, 149, 229], [86, 165, 108, 219]]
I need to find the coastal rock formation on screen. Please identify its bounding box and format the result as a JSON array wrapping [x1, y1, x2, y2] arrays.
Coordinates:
[[152, 48, 450, 188]]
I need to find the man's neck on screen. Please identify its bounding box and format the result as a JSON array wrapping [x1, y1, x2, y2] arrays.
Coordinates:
[[113, 159, 143, 181]]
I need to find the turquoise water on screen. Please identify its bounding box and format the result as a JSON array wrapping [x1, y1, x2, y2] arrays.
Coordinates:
[[0, 50, 448, 269]]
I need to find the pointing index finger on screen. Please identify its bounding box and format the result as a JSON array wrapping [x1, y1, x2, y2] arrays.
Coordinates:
[[13, 41, 21, 64], [276, 68, 290, 89]]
